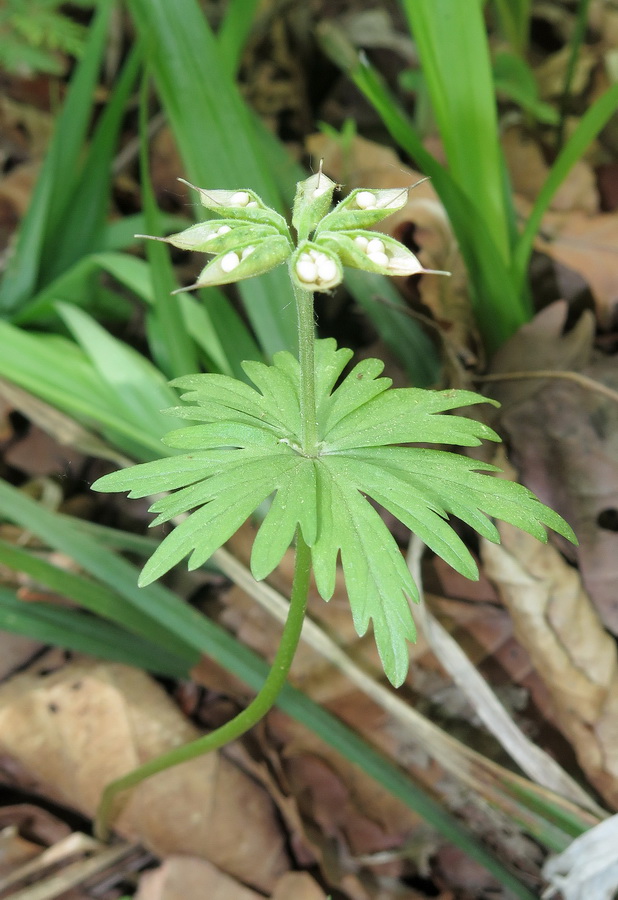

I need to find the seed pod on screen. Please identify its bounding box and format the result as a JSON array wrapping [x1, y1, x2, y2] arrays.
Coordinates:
[[292, 169, 337, 241], [289, 240, 343, 292]]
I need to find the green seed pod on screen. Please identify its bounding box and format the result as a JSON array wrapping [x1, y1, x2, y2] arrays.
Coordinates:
[[316, 186, 409, 234], [289, 240, 343, 292], [179, 179, 290, 234], [173, 234, 292, 292], [141, 220, 281, 254], [317, 229, 426, 277], [292, 171, 337, 241]]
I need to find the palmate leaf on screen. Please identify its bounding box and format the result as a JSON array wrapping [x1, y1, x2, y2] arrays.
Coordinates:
[[94, 339, 577, 686]]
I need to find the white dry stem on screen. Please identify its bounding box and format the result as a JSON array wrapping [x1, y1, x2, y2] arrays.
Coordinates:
[[405, 534, 599, 812]]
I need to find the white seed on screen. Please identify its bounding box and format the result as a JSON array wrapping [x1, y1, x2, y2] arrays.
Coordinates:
[[220, 251, 240, 272], [366, 238, 385, 254], [354, 235, 369, 251], [247, 200, 259, 208], [367, 250, 389, 267], [230, 191, 250, 206], [218, 225, 232, 235], [241, 245, 255, 260], [296, 259, 318, 283], [316, 258, 338, 282], [313, 184, 329, 197], [355, 190, 377, 209]]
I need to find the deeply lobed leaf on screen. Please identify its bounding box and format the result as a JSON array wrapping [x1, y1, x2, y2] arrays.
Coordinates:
[[93, 338, 576, 686]]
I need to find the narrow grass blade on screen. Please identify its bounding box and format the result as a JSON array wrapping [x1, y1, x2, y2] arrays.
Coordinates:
[[514, 80, 618, 287], [216, 0, 262, 78], [0, 587, 189, 677], [401, 0, 512, 262], [492, 0, 532, 56], [0, 0, 113, 313], [138, 75, 199, 379], [40, 43, 142, 284], [317, 24, 531, 349], [127, 0, 297, 357], [56, 303, 181, 441]]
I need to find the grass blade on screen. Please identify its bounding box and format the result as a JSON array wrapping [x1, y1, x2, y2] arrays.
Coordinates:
[[216, 0, 262, 78], [401, 0, 512, 262], [127, 0, 297, 357], [317, 23, 531, 350], [0, 587, 189, 677], [40, 43, 142, 284], [514, 80, 618, 287], [0, 0, 113, 313]]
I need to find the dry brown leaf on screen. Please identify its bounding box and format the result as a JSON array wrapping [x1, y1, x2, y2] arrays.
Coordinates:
[[134, 856, 263, 900], [0, 660, 288, 892], [535, 209, 618, 328], [485, 303, 618, 632], [270, 871, 328, 900], [482, 502, 618, 809], [503, 125, 598, 213]]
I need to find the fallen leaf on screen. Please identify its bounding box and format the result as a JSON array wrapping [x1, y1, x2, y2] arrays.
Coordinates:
[[485, 304, 618, 632], [270, 871, 328, 900], [0, 660, 289, 893], [134, 855, 263, 900], [482, 499, 618, 809], [535, 209, 618, 328]]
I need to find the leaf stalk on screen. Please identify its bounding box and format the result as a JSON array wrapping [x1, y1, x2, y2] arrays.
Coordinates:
[[94, 530, 311, 839]]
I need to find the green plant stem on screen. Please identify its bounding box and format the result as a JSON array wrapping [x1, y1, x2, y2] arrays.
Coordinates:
[[292, 279, 318, 456], [94, 530, 312, 841]]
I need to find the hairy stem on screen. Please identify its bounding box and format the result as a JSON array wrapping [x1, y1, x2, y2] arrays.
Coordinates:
[[292, 279, 318, 456], [95, 530, 312, 840]]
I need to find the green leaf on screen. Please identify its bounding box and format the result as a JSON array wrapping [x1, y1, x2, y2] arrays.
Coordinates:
[[312, 462, 417, 687], [138, 452, 300, 585], [251, 459, 318, 580], [323, 386, 500, 450], [95, 338, 576, 685]]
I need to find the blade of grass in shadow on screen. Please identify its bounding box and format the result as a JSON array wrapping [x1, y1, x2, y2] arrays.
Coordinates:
[[216, 0, 262, 78], [0, 538, 189, 657], [0, 0, 113, 314], [401, 0, 512, 262], [0, 588, 189, 678], [0, 479, 536, 898], [13, 253, 154, 325], [40, 43, 142, 285], [317, 22, 531, 351], [138, 75, 199, 379], [127, 0, 297, 358], [514, 79, 618, 289], [557, 0, 592, 148], [492, 0, 532, 57]]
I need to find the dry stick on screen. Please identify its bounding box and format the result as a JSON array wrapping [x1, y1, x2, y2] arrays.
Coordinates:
[[213, 546, 606, 817], [475, 370, 618, 404]]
